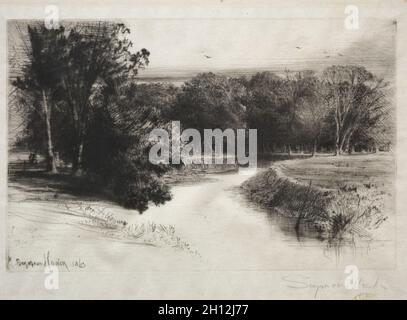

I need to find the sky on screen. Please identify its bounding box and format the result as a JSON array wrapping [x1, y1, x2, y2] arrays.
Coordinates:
[[126, 17, 396, 82]]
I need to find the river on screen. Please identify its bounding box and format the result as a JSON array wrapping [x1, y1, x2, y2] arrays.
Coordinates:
[[8, 162, 395, 273], [126, 168, 394, 271]]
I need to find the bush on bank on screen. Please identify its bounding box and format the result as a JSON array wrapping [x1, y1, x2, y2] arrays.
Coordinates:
[[241, 168, 387, 243]]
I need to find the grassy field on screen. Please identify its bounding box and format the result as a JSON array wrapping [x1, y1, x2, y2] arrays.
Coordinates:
[[242, 152, 395, 243], [275, 153, 395, 190]]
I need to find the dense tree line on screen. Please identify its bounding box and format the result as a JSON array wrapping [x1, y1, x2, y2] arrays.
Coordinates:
[[11, 21, 393, 211], [169, 69, 392, 156]]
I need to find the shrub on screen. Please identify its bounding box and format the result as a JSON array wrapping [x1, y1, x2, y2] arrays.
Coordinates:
[[82, 106, 172, 213], [242, 168, 387, 243]]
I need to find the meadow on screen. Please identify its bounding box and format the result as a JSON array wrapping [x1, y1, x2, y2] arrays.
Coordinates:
[[242, 153, 395, 244]]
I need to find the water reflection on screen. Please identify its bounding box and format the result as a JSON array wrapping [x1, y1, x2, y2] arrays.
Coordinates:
[[135, 167, 394, 270]]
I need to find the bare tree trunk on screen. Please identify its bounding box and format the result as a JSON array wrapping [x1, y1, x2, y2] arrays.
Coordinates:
[[341, 128, 355, 154], [288, 144, 292, 157], [41, 90, 57, 173], [374, 142, 379, 153], [340, 128, 350, 154], [335, 139, 341, 156], [312, 139, 317, 157], [339, 137, 346, 153], [72, 139, 84, 176], [344, 135, 352, 154], [334, 116, 341, 156]]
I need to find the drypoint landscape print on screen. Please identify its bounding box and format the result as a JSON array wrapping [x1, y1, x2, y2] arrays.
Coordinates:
[[4, 1, 401, 299]]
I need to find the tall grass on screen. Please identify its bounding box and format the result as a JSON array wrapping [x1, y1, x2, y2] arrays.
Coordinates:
[[241, 168, 388, 243], [61, 202, 199, 255]]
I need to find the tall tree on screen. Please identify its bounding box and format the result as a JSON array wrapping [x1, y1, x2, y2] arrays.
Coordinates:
[[243, 72, 286, 153], [280, 71, 317, 156], [297, 79, 330, 156], [14, 25, 67, 173], [171, 72, 245, 132], [61, 22, 150, 175], [322, 65, 388, 155]]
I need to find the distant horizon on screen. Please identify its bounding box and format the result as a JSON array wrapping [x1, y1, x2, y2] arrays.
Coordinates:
[[128, 17, 396, 84], [135, 63, 396, 85]]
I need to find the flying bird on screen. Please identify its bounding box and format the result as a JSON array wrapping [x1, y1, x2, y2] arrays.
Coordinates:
[[338, 53, 344, 56], [296, 46, 301, 49], [204, 55, 212, 59]]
